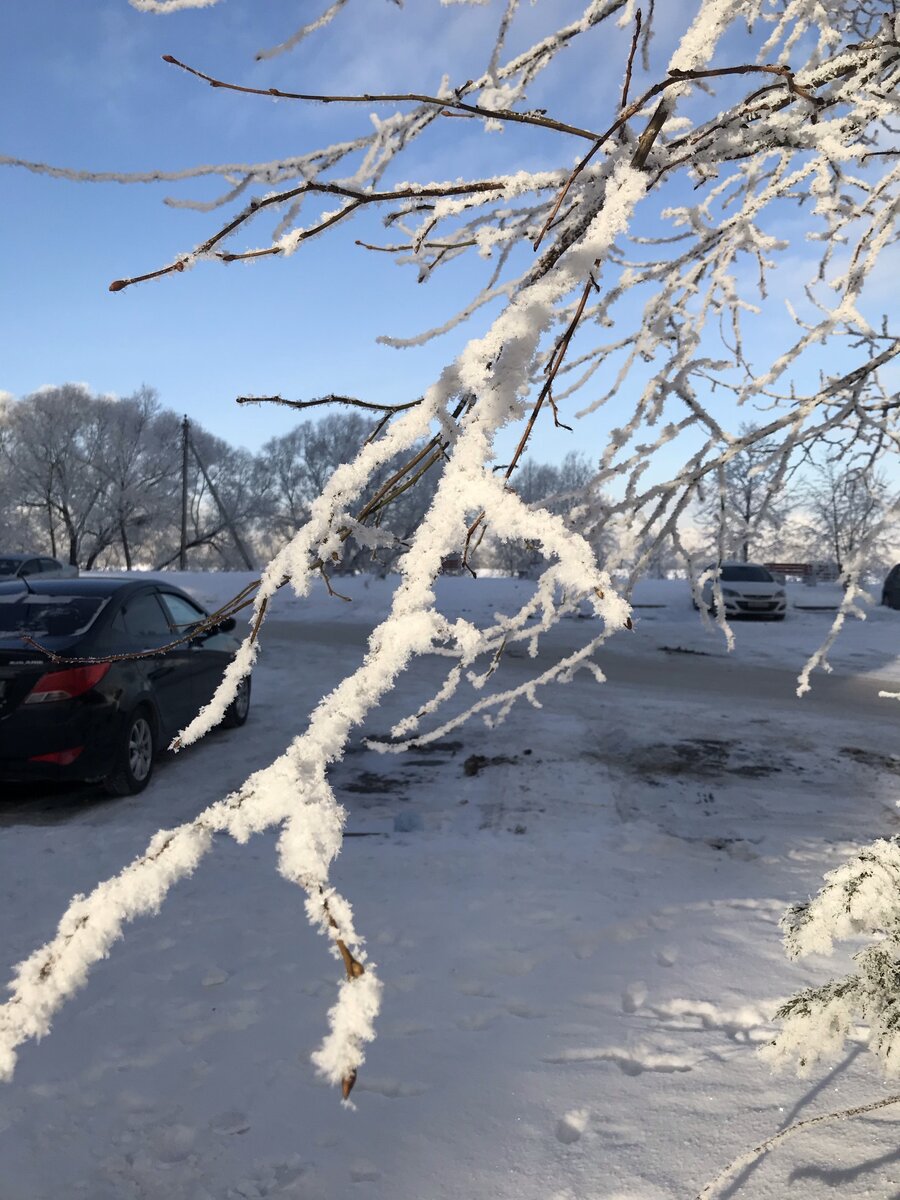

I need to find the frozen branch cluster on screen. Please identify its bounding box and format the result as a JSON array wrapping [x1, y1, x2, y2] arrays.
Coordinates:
[[2, 0, 899, 1097], [763, 838, 900, 1076]]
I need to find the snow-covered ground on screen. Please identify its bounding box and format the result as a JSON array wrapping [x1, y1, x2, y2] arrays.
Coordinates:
[[175, 569, 899, 679], [2, 571, 899, 1199]]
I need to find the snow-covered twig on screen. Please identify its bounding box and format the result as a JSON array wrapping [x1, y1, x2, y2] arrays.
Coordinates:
[[697, 1091, 900, 1200]]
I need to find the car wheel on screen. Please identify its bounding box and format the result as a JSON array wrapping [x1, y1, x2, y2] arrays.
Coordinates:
[[222, 677, 251, 729], [104, 706, 156, 796]]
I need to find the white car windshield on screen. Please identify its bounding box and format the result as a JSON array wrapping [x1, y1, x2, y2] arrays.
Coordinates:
[[719, 565, 774, 583]]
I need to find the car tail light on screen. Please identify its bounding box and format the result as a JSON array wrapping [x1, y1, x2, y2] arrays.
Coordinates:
[[29, 747, 85, 765], [24, 663, 111, 704]]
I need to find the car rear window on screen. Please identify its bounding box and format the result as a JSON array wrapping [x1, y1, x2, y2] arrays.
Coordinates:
[[0, 559, 24, 576], [0, 594, 107, 638], [719, 565, 774, 583]]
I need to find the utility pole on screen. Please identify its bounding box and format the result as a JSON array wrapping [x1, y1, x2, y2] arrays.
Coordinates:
[[179, 415, 189, 571], [188, 433, 255, 572]]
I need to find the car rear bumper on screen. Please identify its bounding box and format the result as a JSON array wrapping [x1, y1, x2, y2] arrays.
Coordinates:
[[0, 699, 118, 782]]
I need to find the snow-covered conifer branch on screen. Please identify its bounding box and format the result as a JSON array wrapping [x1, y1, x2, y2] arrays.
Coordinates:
[[763, 837, 900, 1075]]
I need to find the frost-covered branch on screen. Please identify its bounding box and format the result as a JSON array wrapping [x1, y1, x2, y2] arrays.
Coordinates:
[[162, 53, 606, 143], [697, 1090, 900, 1200], [3, 0, 900, 1104], [108, 178, 508, 292], [235, 392, 423, 416]]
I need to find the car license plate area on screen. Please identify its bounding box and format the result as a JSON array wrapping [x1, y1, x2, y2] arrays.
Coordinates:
[[746, 599, 770, 608]]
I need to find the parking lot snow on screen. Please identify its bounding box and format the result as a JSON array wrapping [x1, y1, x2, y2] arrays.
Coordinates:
[[1, 571, 899, 1199]]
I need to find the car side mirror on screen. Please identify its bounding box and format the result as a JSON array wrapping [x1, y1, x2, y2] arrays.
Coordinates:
[[217, 616, 237, 633]]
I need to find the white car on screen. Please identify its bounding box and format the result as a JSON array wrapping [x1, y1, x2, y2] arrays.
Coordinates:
[[0, 554, 79, 581], [697, 562, 787, 620]]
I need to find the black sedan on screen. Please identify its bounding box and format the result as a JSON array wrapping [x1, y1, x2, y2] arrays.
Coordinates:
[[0, 577, 250, 795]]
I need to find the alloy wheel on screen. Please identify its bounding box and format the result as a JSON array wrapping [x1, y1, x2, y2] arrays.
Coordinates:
[[128, 716, 153, 782]]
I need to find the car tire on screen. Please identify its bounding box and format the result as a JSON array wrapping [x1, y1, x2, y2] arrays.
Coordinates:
[[222, 677, 251, 729], [104, 706, 156, 796]]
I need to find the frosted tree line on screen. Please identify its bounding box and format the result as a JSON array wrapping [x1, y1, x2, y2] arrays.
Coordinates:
[[0, 385, 605, 574], [0, 385, 259, 570], [1, 387, 891, 575], [1, 0, 900, 1176]]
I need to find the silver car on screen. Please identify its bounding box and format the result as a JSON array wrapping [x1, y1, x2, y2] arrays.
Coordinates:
[[0, 554, 79, 581], [697, 562, 787, 620]]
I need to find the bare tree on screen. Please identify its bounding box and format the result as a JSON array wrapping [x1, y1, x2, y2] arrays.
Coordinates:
[[94, 387, 182, 569], [1, 386, 120, 568], [698, 423, 796, 562], [0, 392, 39, 551], [259, 413, 375, 550], [804, 460, 895, 576], [1, 0, 899, 1104], [152, 425, 267, 569]]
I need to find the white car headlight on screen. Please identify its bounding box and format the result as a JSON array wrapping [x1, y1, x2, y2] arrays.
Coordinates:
[[720, 587, 740, 598]]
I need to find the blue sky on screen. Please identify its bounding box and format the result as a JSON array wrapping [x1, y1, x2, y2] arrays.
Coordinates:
[[3, 1, 640, 458], [2, 3, 518, 450], [2, 1, 895, 476]]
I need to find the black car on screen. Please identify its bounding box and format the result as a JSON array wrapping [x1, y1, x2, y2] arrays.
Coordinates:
[[0, 578, 250, 795], [883, 564, 900, 609], [0, 554, 78, 580]]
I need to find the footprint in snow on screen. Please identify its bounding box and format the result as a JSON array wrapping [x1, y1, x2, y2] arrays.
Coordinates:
[[350, 1162, 382, 1183], [621, 981, 648, 1013], [646, 996, 775, 1042], [505, 1000, 547, 1019], [556, 1108, 590, 1144], [455, 978, 497, 998], [456, 1010, 499, 1031], [201, 967, 229, 987], [210, 1110, 251, 1135], [383, 1018, 434, 1036], [148, 1121, 197, 1165], [494, 951, 539, 977], [543, 1044, 699, 1074], [226, 1157, 306, 1198], [355, 1077, 430, 1098]]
